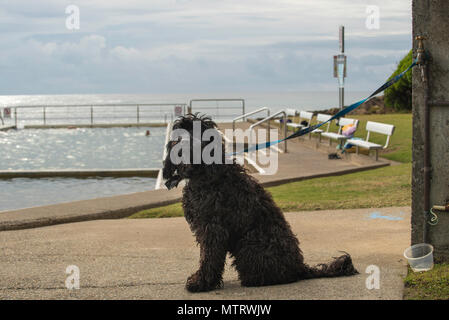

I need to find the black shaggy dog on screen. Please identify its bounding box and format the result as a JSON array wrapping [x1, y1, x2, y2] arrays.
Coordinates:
[[163, 113, 358, 293]]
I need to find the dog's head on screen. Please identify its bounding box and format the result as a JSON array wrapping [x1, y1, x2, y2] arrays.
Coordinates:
[[162, 113, 225, 189]]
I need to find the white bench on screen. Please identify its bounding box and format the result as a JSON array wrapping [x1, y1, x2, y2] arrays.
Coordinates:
[[321, 117, 359, 146], [275, 108, 297, 124], [310, 113, 332, 141], [286, 111, 314, 131], [346, 121, 395, 161]]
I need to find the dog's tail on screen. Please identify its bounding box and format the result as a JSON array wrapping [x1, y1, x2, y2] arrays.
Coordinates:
[[302, 252, 359, 279]]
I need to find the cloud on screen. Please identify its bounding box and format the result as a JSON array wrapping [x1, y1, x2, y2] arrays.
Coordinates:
[[0, 0, 412, 94]]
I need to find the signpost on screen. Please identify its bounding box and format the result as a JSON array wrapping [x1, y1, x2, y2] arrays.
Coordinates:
[[334, 25, 347, 110]]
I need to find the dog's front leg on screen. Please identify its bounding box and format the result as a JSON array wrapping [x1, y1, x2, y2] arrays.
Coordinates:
[[186, 224, 228, 292]]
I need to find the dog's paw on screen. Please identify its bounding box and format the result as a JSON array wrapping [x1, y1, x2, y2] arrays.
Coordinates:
[[186, 272, 213, 293]]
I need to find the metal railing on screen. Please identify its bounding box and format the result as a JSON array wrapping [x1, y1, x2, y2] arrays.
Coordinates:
[[188, 99, 245, 120], [249, 110, 288, 153], [232, 107, 270, 132], [4, 103, 187, 127]]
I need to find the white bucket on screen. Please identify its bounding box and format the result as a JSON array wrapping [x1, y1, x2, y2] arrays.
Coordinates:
[[403, 243, 434, 272]]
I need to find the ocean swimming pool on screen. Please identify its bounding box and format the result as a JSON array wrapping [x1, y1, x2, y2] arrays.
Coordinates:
[[0, 127, 165, 170], [0, 177, 156, 211], [0, 127, 165, 211]]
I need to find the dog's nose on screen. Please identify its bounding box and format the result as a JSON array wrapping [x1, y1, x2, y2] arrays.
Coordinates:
[[165, 176, 181, 189]]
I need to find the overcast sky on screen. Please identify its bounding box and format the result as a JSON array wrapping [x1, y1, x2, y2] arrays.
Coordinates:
[[0, 0, 412, 95]]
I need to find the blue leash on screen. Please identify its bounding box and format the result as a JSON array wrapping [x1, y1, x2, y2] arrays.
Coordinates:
[[230, 58, 417, 155]]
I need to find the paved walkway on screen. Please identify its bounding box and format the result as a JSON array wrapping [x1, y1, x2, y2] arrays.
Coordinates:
[[0, 123, 389, 231], [0, 207, 410, 300]]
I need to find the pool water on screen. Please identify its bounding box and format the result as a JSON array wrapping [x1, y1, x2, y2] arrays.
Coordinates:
[[0, 127, 165, 170], [0, 177, 156, 212], [0, 127, 165, 211]]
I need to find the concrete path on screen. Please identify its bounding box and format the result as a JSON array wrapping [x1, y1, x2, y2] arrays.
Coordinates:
[[0, 207, 410, 300]]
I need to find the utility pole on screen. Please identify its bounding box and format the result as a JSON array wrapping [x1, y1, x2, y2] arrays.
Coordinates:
[[334, 25, 347, 110]]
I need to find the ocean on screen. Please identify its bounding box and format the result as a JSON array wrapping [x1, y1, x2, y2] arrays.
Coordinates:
[[0, 91, 373, 109]]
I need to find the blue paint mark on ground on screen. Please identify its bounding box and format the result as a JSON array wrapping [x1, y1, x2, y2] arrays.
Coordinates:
[[368, 211, 404, 221]]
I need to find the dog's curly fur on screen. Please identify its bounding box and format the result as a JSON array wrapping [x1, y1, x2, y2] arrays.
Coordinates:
[[163, 113, 358, 292]]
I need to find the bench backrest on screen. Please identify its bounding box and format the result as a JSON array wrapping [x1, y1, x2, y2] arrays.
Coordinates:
[[299, 111, 314, 122], [315, 113, 332, 132], [339, 117, 358, 127], [365, 121, 395, 148], [286, 108, 298, 116], [337, 117, 359, 134]]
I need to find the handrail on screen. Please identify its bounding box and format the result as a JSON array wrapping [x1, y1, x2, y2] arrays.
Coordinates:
[[249, 110, 287, 153], [155, 121, 173, 190], [232, 107, 270, 132], [7, 103, 187, 126], [9, 103, 187, 109]]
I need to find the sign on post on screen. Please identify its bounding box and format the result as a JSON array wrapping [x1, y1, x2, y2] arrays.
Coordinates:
[[333, 54, 347, 87]]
